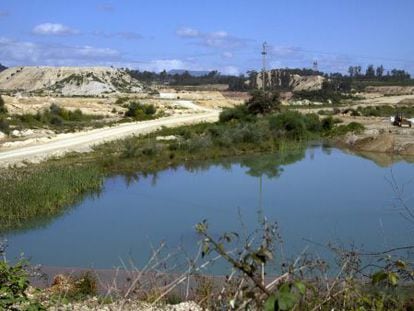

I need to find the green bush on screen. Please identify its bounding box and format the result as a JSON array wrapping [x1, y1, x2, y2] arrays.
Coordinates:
[[321, 116, 334, 131], [329, 122, 365, 136], [268, 111, 308, 139], [125, 102, 157, 120], [303, 113, 322, 132], [0, 257, 45, 310], [219, 105, 252, 123], [0, 95, 7, 114], [246, 90, 281, 115], [0, 117, 10, 134]]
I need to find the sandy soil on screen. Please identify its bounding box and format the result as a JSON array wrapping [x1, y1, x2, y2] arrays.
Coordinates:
[[337, 115, 414, 156], [158, 89, 244, 108], [3, 95, 120, 116]]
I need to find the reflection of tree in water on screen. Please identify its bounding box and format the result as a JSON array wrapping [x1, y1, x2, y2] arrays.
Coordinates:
[[4, 147, 307, 235], [241, 145, 306, 179]]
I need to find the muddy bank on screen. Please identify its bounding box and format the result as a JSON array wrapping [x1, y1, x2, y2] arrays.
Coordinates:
[[337, 127, 414, 160]]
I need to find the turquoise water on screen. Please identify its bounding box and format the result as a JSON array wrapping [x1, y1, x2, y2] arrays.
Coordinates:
[[4, 146, 414, 271]]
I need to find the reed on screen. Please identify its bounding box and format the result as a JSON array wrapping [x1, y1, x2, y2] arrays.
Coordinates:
[[0, 164, 103, 232]]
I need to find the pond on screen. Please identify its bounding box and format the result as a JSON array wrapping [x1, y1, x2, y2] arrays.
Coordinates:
[[3, 145, 414, 273]]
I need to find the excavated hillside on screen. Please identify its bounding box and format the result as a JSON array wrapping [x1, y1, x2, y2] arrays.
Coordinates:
[[0, 66, 144, 96], [254, 70, 325, 92]]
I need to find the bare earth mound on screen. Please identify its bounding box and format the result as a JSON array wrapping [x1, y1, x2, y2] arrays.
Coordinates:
[[0, 66, 144, 96]]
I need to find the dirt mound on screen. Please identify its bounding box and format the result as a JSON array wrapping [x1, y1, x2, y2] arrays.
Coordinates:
[[352, 134, 395, 153], [0, 66, 144, 96]]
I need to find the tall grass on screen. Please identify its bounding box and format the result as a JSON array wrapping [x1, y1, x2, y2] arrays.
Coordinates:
[[0, 164, 103, 232]]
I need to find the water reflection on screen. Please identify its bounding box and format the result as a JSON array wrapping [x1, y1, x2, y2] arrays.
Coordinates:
[[3, 145, 414, 269]]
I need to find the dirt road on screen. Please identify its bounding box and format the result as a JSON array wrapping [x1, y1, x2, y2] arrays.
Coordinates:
[[0, 111, 219, 167]]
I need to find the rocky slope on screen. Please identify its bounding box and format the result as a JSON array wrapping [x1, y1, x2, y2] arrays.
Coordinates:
[[253, 69, 325, 92], [0, 66, 144, 96]]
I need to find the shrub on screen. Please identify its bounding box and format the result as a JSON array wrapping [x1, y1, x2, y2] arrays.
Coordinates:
[[219, 105, 252, 123], [303, 113, 322, 132], [321, 116, 334, 131], [268, 111, 307, 139], [0, 256, 45, 310], [73, 272, 98, 299], [125, 102, 157, 120], [0, 95, 7, 114], [246, 90, 281, 115], [0, 117, 10, 134], [329, 122, 365, 136]]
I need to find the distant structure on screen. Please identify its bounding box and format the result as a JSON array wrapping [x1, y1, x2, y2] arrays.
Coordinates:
[[312, 60, 319, 73], [261, 42, 268, 92]]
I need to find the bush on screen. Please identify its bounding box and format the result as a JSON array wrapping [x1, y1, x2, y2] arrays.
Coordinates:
[[226, 124, 255, 144], [268, 111, 308, 139], [303, 113, 322, 132], [125, 102, 157, 120], [329, 122, 365, 136], [246, 90, 281, 115], [0, 117, 10, 134], [0, 95, 7, 114], [219, 105, 252, 123], [321, 116, 334, 131], [0, 256, 45, 310]]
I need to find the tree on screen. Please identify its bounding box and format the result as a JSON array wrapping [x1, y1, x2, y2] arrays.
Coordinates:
[[355, 66, 362, 77], [246, 90, 280, 115], [348, 66, 355, 78], [365, 64, 375, 78], [376, 65, 384, 78]]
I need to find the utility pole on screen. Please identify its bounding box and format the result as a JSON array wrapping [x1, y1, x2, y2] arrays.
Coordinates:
[[313, 60, 318, 74], [261, 41, 267, 92]]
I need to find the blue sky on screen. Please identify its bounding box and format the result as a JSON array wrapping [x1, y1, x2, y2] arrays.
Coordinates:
[[0, 0, 413, 75]]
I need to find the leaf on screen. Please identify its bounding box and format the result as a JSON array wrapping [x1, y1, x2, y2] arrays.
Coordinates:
[[387, 272, 399, 286], [371, 271, 387, 285], [264, 294, 277, 311], [277, 291, 298, 310], [294, 281, 306, 295], [395, 260, 406, 269]]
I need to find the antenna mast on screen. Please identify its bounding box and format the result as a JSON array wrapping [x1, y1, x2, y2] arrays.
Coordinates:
[[313, 60, 318, 74], [261, 41, 267, 92]]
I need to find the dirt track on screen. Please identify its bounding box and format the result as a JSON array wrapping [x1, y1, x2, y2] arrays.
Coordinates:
[[0, 111, 219, 167]]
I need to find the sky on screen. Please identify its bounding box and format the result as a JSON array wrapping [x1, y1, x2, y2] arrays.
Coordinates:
[[0, 0, 414, 75]]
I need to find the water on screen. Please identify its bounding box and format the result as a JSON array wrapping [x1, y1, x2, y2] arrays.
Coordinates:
[[3, 145, 414, 272]]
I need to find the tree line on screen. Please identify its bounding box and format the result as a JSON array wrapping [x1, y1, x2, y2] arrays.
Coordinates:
[[127, 69, 249, 91]]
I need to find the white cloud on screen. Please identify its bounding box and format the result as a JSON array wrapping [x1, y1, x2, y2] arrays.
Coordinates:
[[137, 59, 189, 72], [92, 31, 142, 40], [176, 27, 199, 38], [32, 23, 78, 36], [0, 37, 121, 66], [221, 66, 240, 75], [177, 27, 248, 49]]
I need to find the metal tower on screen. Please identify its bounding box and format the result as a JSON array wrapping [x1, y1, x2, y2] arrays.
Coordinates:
[[313, 60, 318, 73], [261, 42, 267, 91]]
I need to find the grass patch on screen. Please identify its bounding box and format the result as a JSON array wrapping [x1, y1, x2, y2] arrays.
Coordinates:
[[0, 164, 103, 232]]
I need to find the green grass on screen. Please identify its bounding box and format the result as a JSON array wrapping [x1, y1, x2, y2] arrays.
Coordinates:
[[0, 164, 103, 232], [355, 105, 414, 118]]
